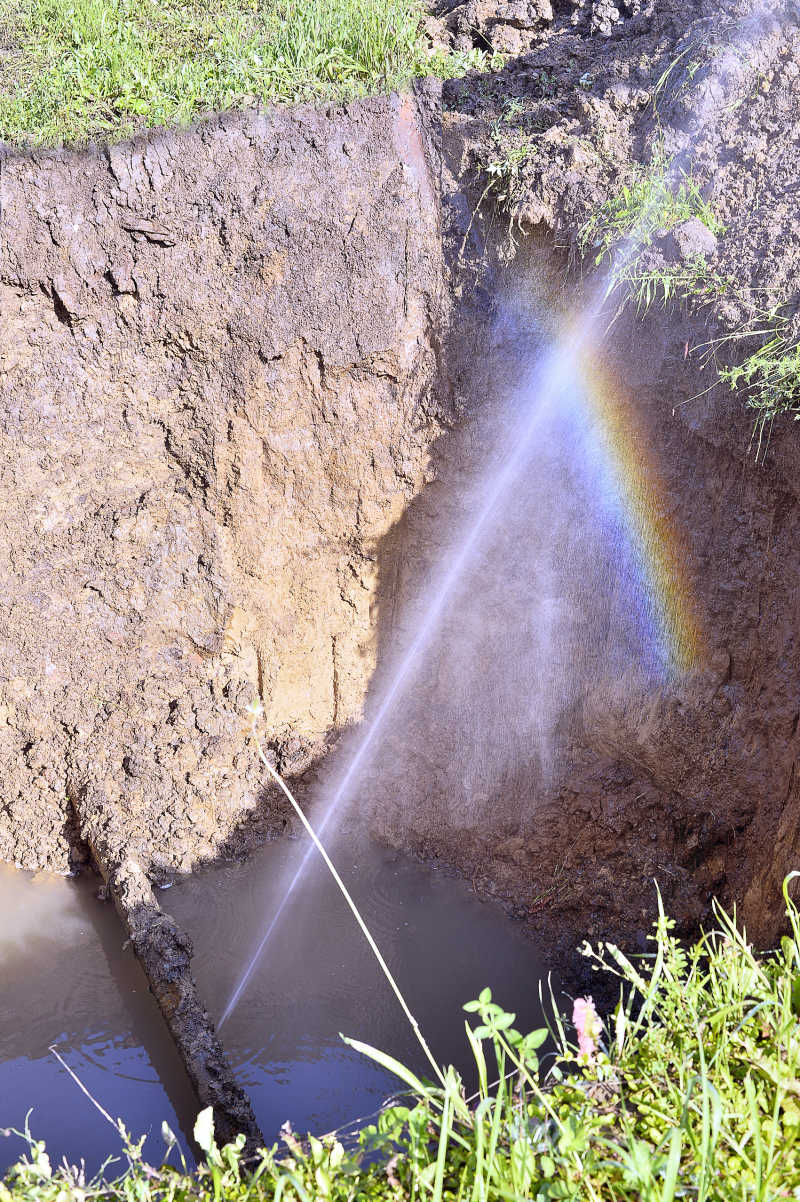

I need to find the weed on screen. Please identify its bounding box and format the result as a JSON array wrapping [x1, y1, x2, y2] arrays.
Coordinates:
[[651, 39, 704, 115], [499, 96, 524, 123], [699, 310, 800, 459], [480, 100, 543, 217], [580, 148, 723, 262], [485, 138, 536, 210], [613, 257, 731, 317], [579, 147, 726, 317], [533, 69, 556, 97], [722, 337, 800, 458]]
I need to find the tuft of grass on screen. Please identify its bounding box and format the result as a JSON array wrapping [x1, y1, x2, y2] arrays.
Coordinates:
[[5, 876, 800, 1199], [650, 39, 705, 117], [700, 311, 800, 460], [579, 148, 727, 316], [580, 150, 723, 254], [0, 0, 494, 147], [723, 340, 800, 459]]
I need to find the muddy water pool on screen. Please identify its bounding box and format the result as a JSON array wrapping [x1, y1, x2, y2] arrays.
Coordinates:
[[1, 841, 547, 1175]]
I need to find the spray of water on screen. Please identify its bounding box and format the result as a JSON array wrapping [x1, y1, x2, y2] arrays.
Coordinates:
[[219, 340, 582, 1027], [220, 0, 787, 1028]]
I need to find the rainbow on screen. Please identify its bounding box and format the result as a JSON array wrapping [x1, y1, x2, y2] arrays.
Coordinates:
[[574, 351, 706, 675]]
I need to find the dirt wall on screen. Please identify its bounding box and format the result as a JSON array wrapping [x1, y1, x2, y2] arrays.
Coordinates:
[[0, 89, 443, 877]]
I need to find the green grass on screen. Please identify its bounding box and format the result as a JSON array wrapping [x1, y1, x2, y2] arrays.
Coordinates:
[[5, 876, 800, 1200], [581, 154, 800, 453], [480, 94, 560, 220], [699, 312, 800, 460], [578, 148, 727, 316], [0, 0, 491, 146]]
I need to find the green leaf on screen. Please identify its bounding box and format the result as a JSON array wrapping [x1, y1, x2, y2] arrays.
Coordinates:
[[521, 1028, 548, 1052]]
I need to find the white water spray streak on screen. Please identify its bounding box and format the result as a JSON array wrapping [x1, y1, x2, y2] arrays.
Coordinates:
[[220, 0, 783, 1028], [219, 341, 585, 1027]]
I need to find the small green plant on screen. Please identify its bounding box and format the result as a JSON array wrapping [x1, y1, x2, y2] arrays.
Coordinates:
[[697, 310, 800, 459], [650, 40, 704, 115], [484, 139, 536, 210], [719, 332, 800, 460], [480, 99, 542, 218], [579, 147, 726, 317]]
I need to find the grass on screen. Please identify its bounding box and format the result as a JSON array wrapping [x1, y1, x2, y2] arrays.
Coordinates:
[[0, 0, 493, 146], [698, 311, 800, 460], [578, 147, 727, 316]]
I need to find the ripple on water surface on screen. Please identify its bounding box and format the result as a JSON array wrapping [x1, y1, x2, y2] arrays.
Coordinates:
[[162, 838, 549, 1143], [0, 865, 196, 1176], [1, 841, 548, 1172]]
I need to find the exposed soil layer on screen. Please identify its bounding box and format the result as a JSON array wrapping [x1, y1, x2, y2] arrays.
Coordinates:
[[0, 90, 443, 879], [427, 0, 800, 959], [2, 0, 800, 977]]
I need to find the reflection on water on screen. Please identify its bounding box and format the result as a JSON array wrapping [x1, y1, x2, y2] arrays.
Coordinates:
[[163, 839, 548, 1143], [1, 840, 547, 1174], [0, 865, 196, 1176]]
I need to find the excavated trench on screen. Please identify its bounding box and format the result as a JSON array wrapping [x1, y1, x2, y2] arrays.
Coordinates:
[[2, 62, 800, 1161]]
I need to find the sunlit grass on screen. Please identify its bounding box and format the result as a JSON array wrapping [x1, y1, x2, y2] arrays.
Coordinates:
[[0, 0, 492, 146], [699, 310, 800, 460]]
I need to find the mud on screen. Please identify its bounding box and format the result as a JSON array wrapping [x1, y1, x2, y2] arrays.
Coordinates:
[[2, 0, 800, 994]]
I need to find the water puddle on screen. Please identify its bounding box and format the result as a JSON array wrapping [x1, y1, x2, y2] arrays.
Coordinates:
[[0, 863, 197, 1176], [2, 841, 547, 1174]]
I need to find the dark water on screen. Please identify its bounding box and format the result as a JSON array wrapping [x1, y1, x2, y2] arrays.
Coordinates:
[[0, 863, 197, 1175], [1, 841, 547, 1176]]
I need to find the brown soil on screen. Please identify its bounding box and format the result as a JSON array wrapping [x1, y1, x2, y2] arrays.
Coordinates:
[[428, 0, 800, 962], [2, 0, 800, 985], [0, 90, 444, 879]]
